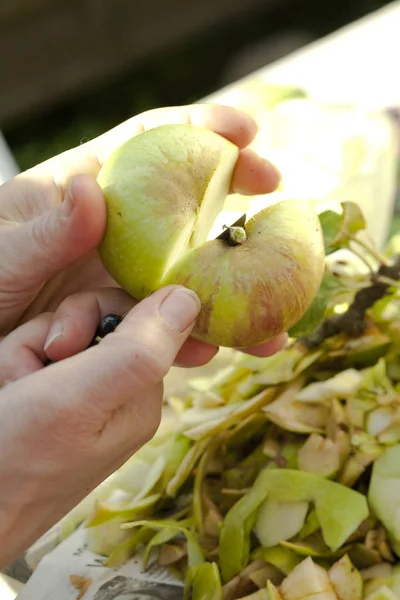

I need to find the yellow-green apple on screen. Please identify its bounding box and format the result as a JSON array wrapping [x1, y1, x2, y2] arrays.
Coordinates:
[[97, 124, 325, 348]]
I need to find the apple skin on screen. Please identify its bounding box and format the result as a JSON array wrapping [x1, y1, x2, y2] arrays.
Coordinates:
[[98, 124, 325, 348], [164, 199, 325, 347], [98, 124, 239, 300]]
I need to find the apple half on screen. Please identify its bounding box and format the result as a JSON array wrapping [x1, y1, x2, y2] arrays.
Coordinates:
[[98, 124, 325, 348]]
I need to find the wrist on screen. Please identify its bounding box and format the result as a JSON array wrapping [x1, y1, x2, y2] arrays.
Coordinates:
[[0, 466, 56, 568]]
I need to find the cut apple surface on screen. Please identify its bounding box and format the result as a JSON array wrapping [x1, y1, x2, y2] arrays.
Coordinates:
[[249, 468, 368, 552], [254, 499, 309, 548], [368, 444, 400, 545], [98, 124, 325, 347], [280, 557, 337, 600], [329, 555, 363, 600]]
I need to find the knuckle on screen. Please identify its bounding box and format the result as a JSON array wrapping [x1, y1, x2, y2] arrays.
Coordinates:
[[130, 347, 168, 384], [127, 344, 169, 385], [31, 212, 56, 254], [56, 292, 86, 314]]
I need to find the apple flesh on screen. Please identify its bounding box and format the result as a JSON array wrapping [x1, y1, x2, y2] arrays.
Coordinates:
[[328, 555, 363, 600], [254, 498, 309, 548], [280, 557, 337, 600], [368, 444, 400, 545], [365, 586, 399, 600], [250, 469, 369, 552], [98, 124, 325, 348]]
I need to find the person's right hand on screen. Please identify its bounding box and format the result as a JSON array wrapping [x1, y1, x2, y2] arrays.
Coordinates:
[[0, 284, 201, 568]]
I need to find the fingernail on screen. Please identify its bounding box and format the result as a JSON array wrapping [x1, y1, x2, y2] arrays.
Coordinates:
[[159, 288, 201, 332], [60, 179, 75, 218], [44, 321, 63, 351]]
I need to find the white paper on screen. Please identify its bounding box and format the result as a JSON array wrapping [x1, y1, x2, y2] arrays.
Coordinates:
[[18, 528, 183, 600]]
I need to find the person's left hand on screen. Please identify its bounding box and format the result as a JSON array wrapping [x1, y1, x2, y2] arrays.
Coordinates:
[[0, 103, 285, 368]]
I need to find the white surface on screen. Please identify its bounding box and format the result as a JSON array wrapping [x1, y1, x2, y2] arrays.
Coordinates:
[[205, 100, 398, 250], [206, 1, 400, 111], [18, 528, 182, 600]]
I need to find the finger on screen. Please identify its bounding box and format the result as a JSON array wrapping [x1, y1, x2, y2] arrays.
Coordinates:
[[95, 104, 260, 164], [239, 333, 288, 357], [174, 337, 219, 368], [44, 287, 219, 368], [0, 175, 105, 292], [44, 288, 136, 361], [17, 104, 276, 215], [9, 286, 201, 435], [28, 105, 261, 189], [231, 148, 281, 196], [0, 313, 52, 384]]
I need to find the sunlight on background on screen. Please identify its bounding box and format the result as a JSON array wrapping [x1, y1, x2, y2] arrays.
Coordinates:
[[208, 95, 398, 251]]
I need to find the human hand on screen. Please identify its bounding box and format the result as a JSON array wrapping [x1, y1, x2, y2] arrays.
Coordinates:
[[0, 284, 203, 568], [0, 103, 285, 365]]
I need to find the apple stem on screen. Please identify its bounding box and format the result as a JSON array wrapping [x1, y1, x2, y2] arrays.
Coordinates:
[[228, 226, 247, 246]]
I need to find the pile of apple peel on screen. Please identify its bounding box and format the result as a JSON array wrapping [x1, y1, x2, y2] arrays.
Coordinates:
[[55, 200, 400, 600]]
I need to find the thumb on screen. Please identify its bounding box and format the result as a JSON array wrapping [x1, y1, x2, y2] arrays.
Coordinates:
[[2, 174, 106, 289], [7, 285, 201, 444]]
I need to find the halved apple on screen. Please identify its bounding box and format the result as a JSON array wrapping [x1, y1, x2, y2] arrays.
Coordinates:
[[98, 124, 325, 348]]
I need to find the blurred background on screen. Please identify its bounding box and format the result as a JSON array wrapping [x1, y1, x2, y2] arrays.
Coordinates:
[[0, 0, 393, 172]]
